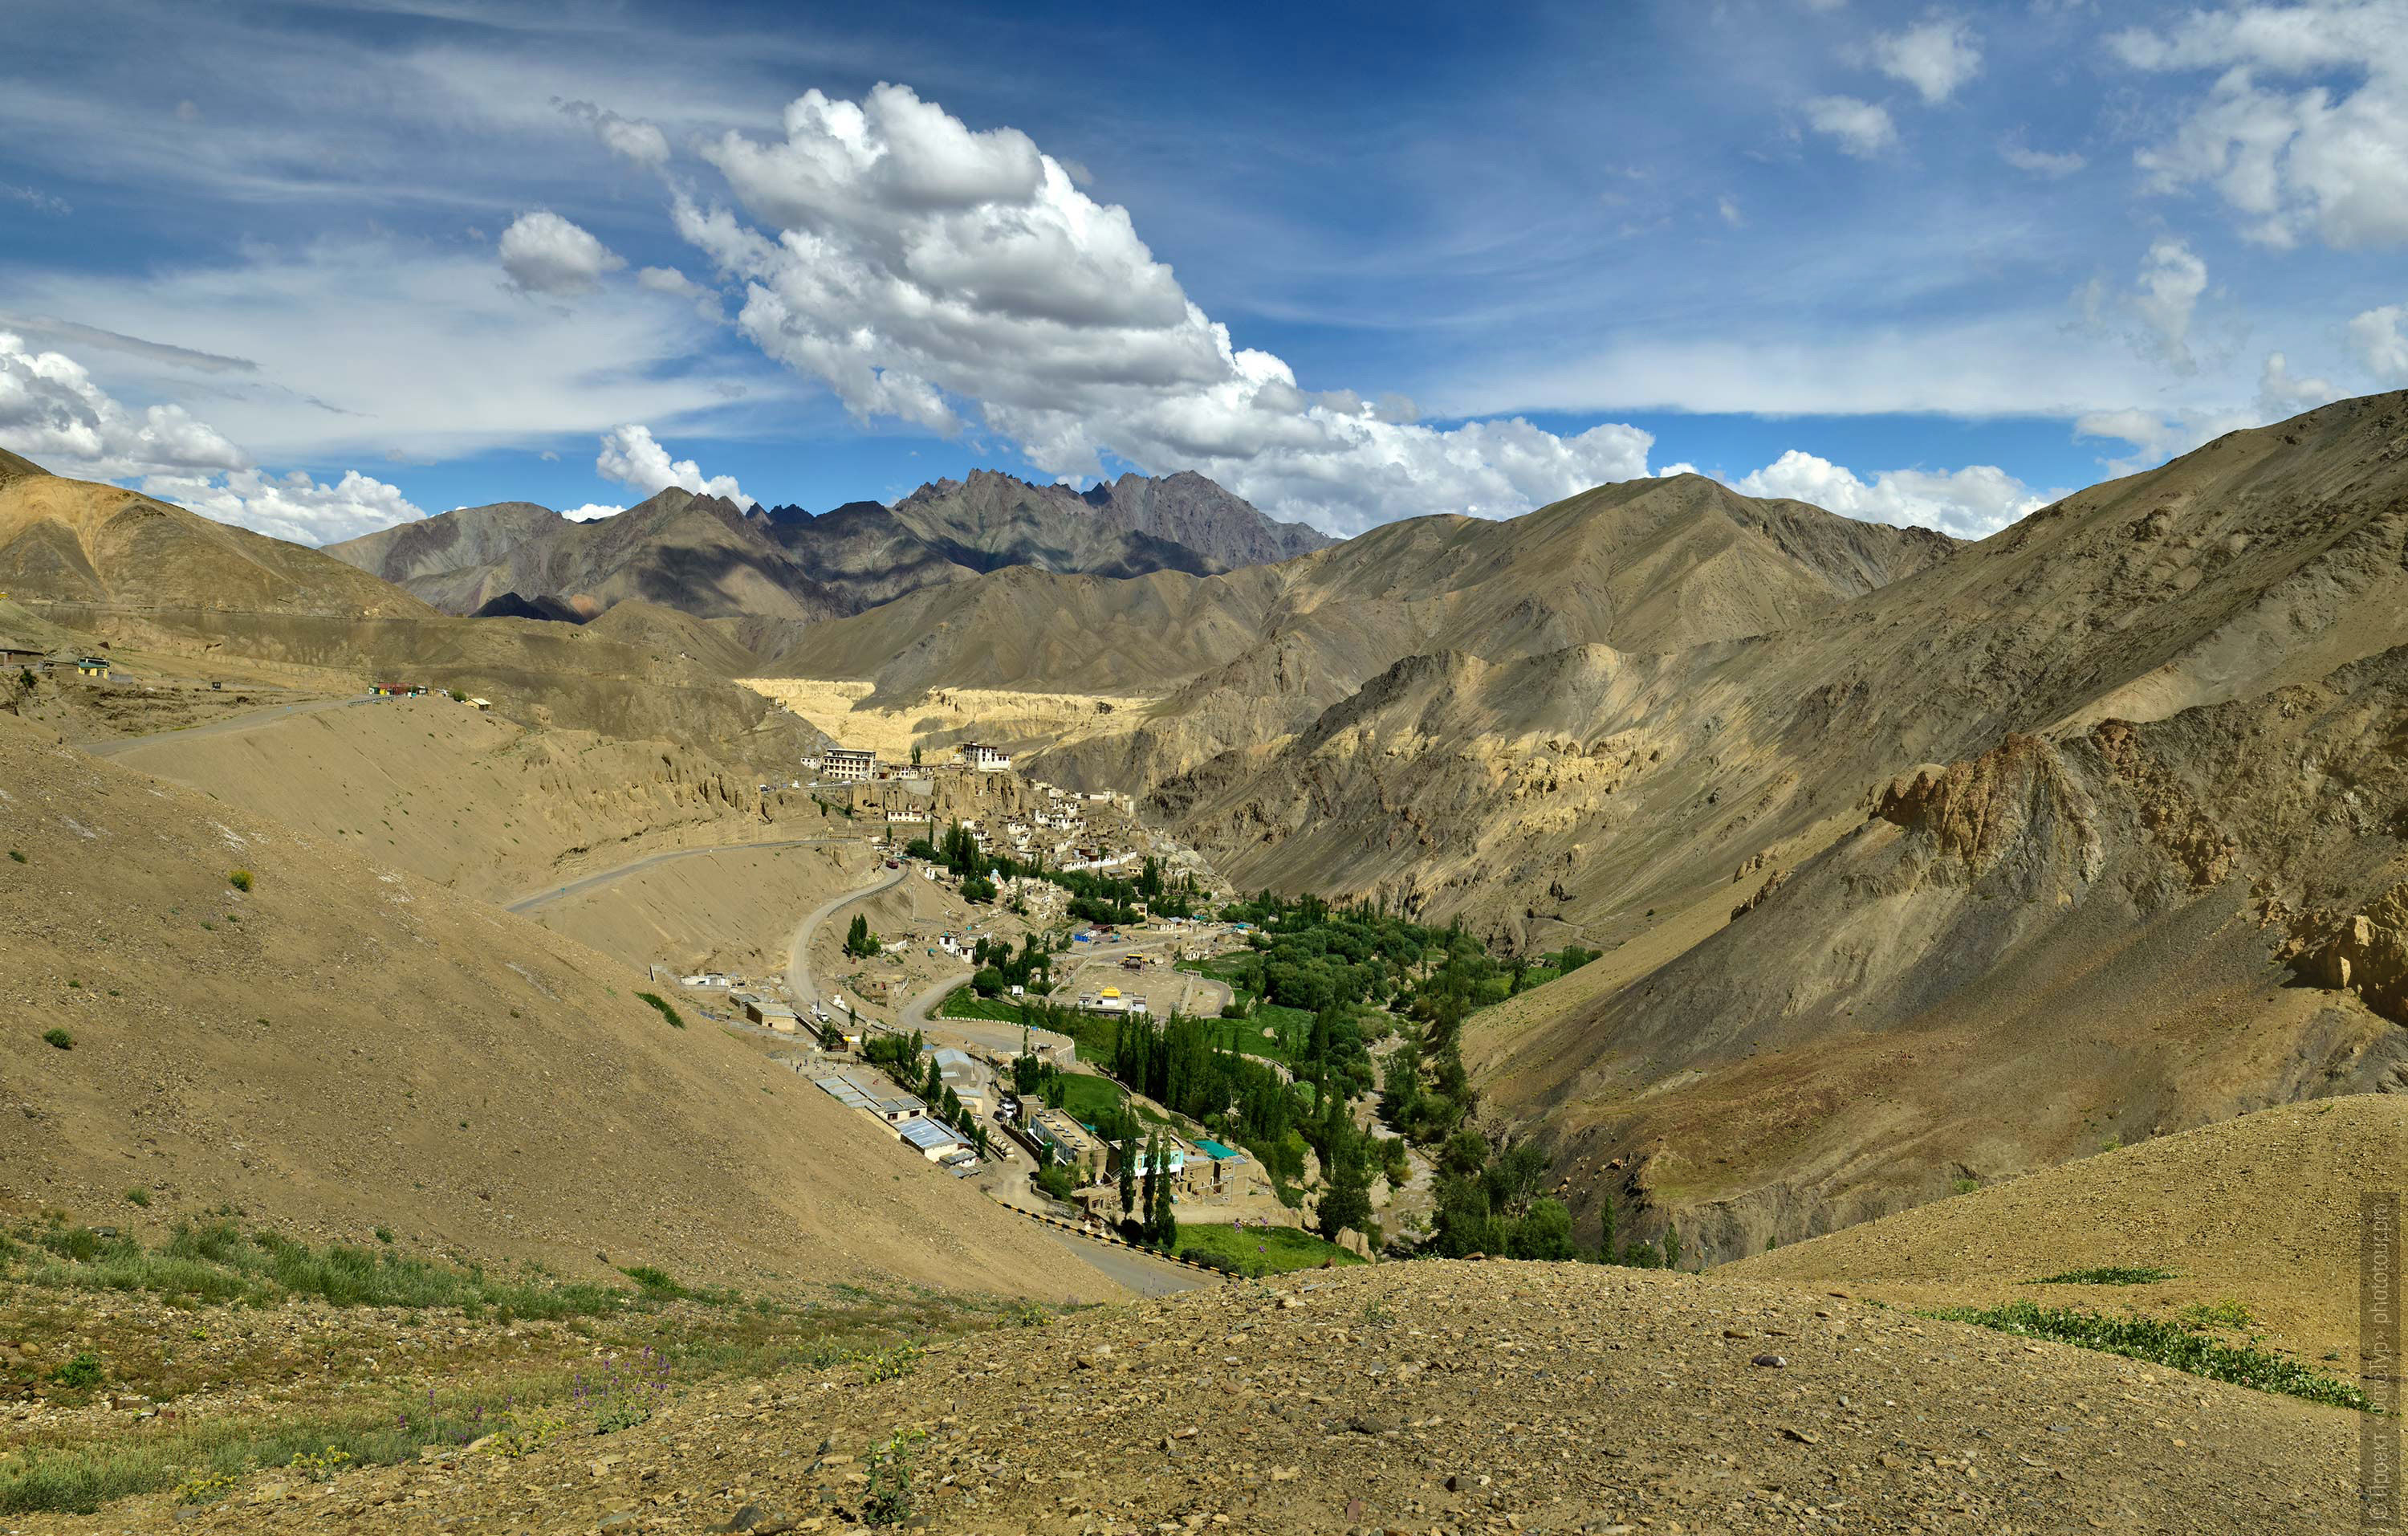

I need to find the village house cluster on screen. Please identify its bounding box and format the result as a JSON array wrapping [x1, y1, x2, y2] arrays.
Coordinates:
[[1021, 1109, 1263, 1214], [808, 1046, 990, 1171]]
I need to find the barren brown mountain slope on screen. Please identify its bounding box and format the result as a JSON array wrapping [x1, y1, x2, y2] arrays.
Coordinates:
[[1075, 467, 1332, 567], [763, 474, 1954, 789], [320, 500, 563, 589], [0, 465, 816, 768], [520, 838, 877, 977], [374, 489, 857, 623], [0, 472, 430, 619], [59, 1261, 2362, 1536], [321, 469, 1318, 628], [760, 563, 1286, 699], [1725, 1094, 2408, 1377], [0, 712, 1111, 1300], [1165, 393, 2408, 932], [0, 446, 49, 488], [1124, 393, 2408, 1260], [97, 693, 820, 907]]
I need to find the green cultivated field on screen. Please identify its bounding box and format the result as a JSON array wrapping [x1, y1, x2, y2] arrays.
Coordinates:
[[1175, 1221, 1363, 1276], [935, 986, 1027, 1022], [1052, 1074, 1127, 1124]]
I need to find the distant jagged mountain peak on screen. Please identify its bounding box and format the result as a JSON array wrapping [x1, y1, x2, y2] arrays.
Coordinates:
[[888, 466, 1330, 577], [319, 467, 1317, 625]]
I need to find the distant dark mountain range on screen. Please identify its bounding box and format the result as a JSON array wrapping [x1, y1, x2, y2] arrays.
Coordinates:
[[321, 468, 1331, 622]]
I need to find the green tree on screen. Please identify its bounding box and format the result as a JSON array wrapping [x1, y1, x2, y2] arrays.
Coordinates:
[[1507, 1198, 1574, 1260], [1118, 1135, 1137, 1218], [910, 743, 921, 767], [1138, 1135, 1159, 1241], [1438, 1128, 1489, 1183], [1430, 1176, 1495, 1257], [1151, 1136, 1178, 1251], [971, 966, 1004, 997], [845, 914, 878, 958], [1316, 1126, 1377, 1246]]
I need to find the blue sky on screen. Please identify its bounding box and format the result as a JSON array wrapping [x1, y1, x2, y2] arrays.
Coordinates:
[[3, 0, 2406, 545]]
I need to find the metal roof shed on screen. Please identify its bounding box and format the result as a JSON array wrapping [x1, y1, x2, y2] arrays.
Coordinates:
[[899, 1118, 967, 1160]]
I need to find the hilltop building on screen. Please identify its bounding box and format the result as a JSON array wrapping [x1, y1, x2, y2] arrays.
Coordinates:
[[822, 747, 877, 782]]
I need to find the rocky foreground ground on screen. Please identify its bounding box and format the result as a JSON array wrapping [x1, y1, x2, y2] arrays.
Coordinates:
[[35, 1261, 2365, 1536]]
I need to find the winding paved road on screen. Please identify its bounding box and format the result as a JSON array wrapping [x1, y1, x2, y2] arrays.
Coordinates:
[[506, 837, 861, 915], [73, 692, 377, 756], [1036, 1227, 1206, 1296], [899, 972, 1076, 1057], [784, 864, 908, 1012]]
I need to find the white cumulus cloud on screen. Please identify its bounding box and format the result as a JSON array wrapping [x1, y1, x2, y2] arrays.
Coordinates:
[[556, 100, 670, 169], [2257, 350, 2339, 418], [2348, 303, 2408, 378], [138, 467, 424, 545], [498, 210, 624, 295], [2113, 1, 2408, 249], [560, 502, 626, 522], [1803, 96, 1898, 157], [1873, 14, 1983, 104], [1729, 450, 2047, 537], [2074, 406, 2258, 477], [2130, 238, 2211, 370], [0, 332, 427, 544], [595, 423, 752, 507], [673, 83, 1656, 534], [0, 329, 246, 479]]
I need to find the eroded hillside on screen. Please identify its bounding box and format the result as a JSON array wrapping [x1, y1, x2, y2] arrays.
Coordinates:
[[96, 694, 816, 907], [0, 712, 1110, 1300], [0, 464, 817, 772]]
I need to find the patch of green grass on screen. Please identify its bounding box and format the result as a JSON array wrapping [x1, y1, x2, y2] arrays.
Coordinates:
[[47, 1352, 104, 1390], [6, 849, 23, 863], [122, 1188, 149, 1209], [41, 1029, 71, 1050], [0, 1381, 616, 1514], [2026, 1265, 2176, 1285], [1175, 1221, 1364, 1277], [1050, 1073, 1125, 1125], [2178, 1298, 2257, 1331], [1924, 1299, 2369, 1411], [935, 987, 1027, 1022], [1251, 1000, 1314, 1037], [225, 869, 253, 892], [616, 1264, 686, 1301], [633, 992, 684, 1029], [0, 1220, 655, 1318]]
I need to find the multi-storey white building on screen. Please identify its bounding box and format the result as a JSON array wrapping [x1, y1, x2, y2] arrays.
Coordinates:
[[822, 747, 877, 782], [960, 742, 1013, 772]]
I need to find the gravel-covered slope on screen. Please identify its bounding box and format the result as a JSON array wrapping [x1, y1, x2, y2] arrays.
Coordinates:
[[62, 1262, 2360, 1534]]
